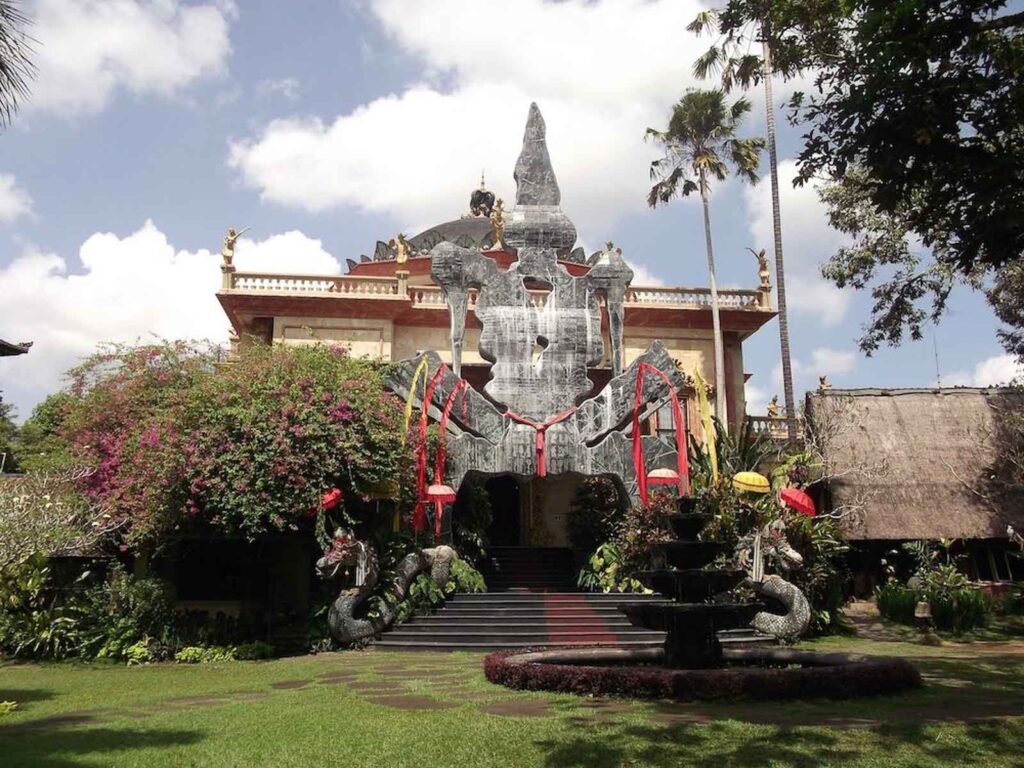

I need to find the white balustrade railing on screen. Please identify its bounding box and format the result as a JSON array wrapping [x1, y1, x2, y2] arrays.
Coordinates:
[[229, 273, 399, 297], [227, 272, 767, 311]]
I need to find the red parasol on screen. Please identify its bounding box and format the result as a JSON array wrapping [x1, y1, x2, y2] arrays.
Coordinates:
[[780, 487, 816, 517]]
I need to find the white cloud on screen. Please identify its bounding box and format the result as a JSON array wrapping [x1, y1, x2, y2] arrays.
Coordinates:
[[743, 160, 852, 326], [256, 77, 300, 101], [808, 347, 857, 377], [744, 381, 770, 416], [0, 222, 338, 417], [26, 0, 235, 116], [228, 0, 708, 236], [944, 354, 1024, 387], [0, 174, 32, 222], [625, 258, 665, 288]]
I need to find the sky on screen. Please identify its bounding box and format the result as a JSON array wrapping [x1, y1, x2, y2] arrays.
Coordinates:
[[0, 0, 1020, 421]]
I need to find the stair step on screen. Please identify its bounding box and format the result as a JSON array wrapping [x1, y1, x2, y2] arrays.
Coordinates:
[[395, 622, 651, 634], [374, 639, 664, 651]]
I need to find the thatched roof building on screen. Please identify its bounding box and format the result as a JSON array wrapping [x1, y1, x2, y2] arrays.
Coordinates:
[[805, 387, 1024, 541]]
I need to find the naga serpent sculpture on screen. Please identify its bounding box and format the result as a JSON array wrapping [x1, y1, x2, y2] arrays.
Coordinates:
[[316, 529, 457, 646], [736, 520, 812, 641]]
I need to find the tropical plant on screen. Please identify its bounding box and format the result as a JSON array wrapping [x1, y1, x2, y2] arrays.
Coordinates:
[[689, 7, 799, 440], [0, 0, 33, 128], [647, 89, 764, 431], [392, 558, 486, 625], [576, 542, 647, 594], [567, 477, 624, 563]]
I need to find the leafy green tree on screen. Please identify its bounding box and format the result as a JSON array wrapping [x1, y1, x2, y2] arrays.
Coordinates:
[[0, 397, 17, 472], [698, 0, 1024, 350], [647, 89, 764, 431]]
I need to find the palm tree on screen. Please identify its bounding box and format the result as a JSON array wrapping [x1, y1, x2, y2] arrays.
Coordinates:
[[0, 1, 34, 129], [690, 10, 798, 441], [647, 89, 764, 433]]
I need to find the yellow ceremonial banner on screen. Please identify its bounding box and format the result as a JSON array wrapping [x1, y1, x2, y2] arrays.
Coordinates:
[[694, 368, 718, 484], [401, 357, 431, 444]]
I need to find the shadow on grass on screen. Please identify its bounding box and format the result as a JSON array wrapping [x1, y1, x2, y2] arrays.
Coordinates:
[[0, 688, 56, 708], [0, 714, 203, 768], [535, 719, 1024, 768]]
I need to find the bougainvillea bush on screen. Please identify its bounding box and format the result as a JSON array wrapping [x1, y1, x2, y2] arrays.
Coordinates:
[[47, 341, 409, 546]]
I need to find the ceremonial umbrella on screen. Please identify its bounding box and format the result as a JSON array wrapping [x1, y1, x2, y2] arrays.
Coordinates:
[[732, 471, 770, 494], [780, 487, 816, 516]]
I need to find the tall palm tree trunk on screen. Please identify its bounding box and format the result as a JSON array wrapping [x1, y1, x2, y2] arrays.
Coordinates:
[[699, 170, 729, 432], [761, 33, 797, 442]]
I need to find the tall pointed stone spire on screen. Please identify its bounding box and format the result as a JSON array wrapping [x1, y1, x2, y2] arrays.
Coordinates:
[[505, 103, 576, 253], [514, 103, 560, 206]]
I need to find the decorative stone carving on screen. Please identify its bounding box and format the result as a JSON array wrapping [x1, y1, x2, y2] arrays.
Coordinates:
[[383, 104, 686, 504]]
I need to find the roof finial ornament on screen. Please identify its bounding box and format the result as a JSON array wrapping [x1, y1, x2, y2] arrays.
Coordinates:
[[470, 171, 495, 217]]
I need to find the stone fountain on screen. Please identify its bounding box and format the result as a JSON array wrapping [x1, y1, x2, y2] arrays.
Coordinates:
[[621, 496, 760, 668]]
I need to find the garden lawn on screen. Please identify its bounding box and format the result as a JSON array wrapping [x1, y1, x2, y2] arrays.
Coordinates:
[[1, 637, 1023, 768]]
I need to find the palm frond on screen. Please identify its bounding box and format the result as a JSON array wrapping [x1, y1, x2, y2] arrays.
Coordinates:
[[687, 10, 719, 36], [0, 0, 35, 129]]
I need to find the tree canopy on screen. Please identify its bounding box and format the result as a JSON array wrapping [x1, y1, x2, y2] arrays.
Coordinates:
[[695, 0, 1024, 353]]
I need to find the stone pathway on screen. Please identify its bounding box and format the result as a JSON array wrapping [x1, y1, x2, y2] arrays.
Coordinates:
[[845, 599, 904, 642]]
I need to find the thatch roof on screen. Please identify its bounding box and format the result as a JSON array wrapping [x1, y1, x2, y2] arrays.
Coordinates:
[[805, 387, 1024, 541]]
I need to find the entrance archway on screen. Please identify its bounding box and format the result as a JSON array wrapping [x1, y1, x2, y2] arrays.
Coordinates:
[[486, 475, 521, 546]]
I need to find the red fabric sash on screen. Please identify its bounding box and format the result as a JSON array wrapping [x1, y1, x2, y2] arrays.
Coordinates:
[[413, 366, 446, 532], [432, 380, 470, 541], [504, 407, 576, 477], [632, 362, 690, 505]]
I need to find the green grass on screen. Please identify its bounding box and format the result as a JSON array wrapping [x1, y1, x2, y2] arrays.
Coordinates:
[[1, 638, 1023, 768]]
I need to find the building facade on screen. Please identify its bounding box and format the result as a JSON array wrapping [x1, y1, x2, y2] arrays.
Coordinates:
[[215, 106, 777, 546]]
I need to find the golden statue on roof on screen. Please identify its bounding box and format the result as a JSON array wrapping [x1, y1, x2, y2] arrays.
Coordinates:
[[221, 226, 250, 268]]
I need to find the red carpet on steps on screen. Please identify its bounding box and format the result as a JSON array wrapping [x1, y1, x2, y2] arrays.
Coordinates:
[[544, 594, 619, 644]]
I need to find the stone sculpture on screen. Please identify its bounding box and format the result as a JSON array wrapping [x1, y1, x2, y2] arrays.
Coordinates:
[[737, 520, 811, 641], [316, 528, 456, 646], [385, 103, 682, 504]]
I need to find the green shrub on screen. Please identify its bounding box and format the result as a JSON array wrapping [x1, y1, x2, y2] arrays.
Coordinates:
[[577, 543, 647, 593], [174, 645, 236, 664], [0, 701, 18, 715], [233, 641, 276, 660], [875, 582, 992, 633], [568, 478, 623, 562], [393, 558, 486, 625], [124, 639, 155, 665]]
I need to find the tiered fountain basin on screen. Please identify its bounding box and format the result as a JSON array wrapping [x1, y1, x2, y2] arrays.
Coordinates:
[[484, 495, 921, 701]]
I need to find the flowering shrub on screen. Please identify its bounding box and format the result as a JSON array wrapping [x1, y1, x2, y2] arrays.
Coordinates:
[[181, 344, 406, 538], [44, 341, 409, 544]]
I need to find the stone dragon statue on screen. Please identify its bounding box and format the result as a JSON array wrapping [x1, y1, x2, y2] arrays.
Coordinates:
[[736, 519, 812, 640], [315, 529, 457, 646]]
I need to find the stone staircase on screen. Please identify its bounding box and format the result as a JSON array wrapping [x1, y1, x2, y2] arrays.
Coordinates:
[[375, 547, 666, 652]]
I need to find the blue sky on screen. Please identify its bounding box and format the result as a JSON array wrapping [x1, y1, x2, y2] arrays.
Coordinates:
[[0, 0, 1018, 420]]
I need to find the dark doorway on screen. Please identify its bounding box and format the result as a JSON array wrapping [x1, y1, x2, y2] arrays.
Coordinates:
[[486, 476, 521, 546]]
